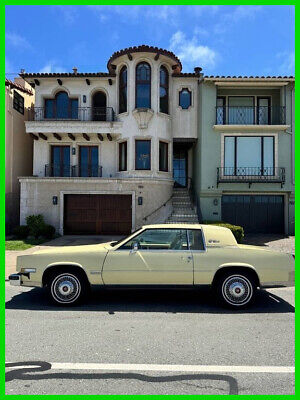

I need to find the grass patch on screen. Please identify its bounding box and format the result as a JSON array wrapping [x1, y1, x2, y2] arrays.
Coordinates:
[[5, 238, 48, 251]]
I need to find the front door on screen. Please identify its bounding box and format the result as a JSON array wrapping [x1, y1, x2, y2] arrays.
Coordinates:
[[102, 228, 193, 285], [173, 147, 188, 187]]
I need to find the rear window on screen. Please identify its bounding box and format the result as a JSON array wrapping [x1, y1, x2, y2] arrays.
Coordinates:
[[188, 230, 205, 251]]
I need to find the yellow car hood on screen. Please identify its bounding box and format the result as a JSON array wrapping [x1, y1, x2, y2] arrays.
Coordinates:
[[32, 241, 113, 255]]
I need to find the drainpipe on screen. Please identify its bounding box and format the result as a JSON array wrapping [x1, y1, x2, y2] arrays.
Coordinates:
[[291, 84, 295, 186]]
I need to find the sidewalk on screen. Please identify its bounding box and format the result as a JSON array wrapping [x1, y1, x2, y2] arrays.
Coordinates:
[[5, 235, 123, 280]]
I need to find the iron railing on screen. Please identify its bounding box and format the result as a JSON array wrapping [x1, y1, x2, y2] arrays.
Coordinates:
[[30, 107, 116, 122], [45, 164, 103, 177], [217, 167, 285, 187], [216, 106, 286, 125]]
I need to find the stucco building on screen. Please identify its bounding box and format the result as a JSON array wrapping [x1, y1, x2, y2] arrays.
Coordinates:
[[5, 78, 34, 232], [18, 45, 295, 235], [194, 76, 295, 235]]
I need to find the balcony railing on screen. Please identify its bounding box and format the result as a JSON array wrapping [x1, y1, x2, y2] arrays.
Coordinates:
[[45, 164, 103, 177], [216, 106, 286, 125], [217, 167, 285, 187], [30, 107, 116, 122]]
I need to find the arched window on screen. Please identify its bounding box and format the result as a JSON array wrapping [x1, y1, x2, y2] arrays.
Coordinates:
[[119, 66, 127, 114], [44, 91, 78, 119], [159, 66, 169, 114], [136, 62, 151, 109], [92, 91, 107, 121], [56, 91, 69, 119]]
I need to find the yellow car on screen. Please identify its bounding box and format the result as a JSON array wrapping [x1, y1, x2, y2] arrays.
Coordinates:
[[9, 224, 294, 308]]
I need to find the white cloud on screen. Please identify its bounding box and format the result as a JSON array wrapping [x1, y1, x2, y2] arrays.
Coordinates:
[[6, 32, 32, 50], [170, 31, 218, 71], [276, 51, 295, 75], [39, 61, 67, 73], [214, 6, 263, 34], [87, 5, 181, 25], [229, 5, 262, 21], [55, 6, 78, 24], [193, 26, 209, 37], [187, 5, 219, 16]]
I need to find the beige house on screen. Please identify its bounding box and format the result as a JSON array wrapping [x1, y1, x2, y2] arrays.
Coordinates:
[[5, 78, 34, 232], [19, 45, 200, 235]]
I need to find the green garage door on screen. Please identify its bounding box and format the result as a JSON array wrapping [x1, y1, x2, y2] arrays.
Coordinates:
[[222, 195, 284, 233]]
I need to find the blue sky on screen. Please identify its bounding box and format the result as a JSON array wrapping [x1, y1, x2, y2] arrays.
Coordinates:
[[5, 5, 295, 78]]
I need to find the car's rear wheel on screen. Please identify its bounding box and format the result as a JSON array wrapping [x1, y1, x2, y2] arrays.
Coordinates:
[[48, 271, 88, 306], [215, 272, 256, 308]]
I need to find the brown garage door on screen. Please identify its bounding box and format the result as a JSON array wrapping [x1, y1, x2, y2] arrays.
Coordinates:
[[64, 194, 132, 235]]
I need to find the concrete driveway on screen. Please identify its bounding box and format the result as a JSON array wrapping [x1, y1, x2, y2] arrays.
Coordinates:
[[5, 235, 125, 279], [5, 233, 295, 279]]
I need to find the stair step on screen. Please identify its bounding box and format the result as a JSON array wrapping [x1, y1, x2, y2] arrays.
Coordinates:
[[173, 207, 195, 214], [173, 196, 190, 199], [171, 214, 197, 217], [167, 219, 199, 223], [168, 220, 199, 223]]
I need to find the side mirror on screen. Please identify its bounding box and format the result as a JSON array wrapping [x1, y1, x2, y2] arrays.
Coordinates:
[[131, 242, 139, 253]]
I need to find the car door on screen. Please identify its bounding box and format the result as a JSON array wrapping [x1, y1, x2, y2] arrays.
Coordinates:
[[187, 228, 213, 284], [102, 228, 193, 285]]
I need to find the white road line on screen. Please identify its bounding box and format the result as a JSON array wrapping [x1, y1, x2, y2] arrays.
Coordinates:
[[49, 363, 294, 374]]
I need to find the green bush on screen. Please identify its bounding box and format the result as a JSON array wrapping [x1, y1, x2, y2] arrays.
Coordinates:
[[26, 214, 46, 238], [12, 225, 30, 239], [25, 215, 55, 239], [39, 224, 56, 239], [203, 221, 244, 243]]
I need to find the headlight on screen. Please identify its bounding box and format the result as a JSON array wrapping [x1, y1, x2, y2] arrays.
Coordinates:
[[21, 268, 36, 273]]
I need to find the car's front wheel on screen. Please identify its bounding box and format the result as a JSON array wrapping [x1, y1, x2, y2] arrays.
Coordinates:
[[215, 272, 257, 308], [48, 271, 88, 306]]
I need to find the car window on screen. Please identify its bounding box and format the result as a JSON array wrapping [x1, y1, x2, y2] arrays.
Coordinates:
[[119, 229, 188, 250], [188, 229, 205, 251]]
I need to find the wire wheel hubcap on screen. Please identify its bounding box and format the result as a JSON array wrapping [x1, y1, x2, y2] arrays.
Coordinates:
[[51, 274, 81, 303], [222, 275, 253, 306]]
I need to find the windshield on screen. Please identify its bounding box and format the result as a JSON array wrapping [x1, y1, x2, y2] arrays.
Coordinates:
[[109, 228, 142, 247]]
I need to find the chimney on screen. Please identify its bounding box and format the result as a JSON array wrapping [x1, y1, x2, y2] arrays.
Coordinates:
[[194, 67, 202, 76], [20, 68, 25, 74], [72, 67, 78, 75]]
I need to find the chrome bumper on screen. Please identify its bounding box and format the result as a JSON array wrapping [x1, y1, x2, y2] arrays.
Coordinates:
[[8, 273, 22, 286]]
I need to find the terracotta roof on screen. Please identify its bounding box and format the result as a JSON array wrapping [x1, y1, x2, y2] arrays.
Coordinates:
[[5, 79, 33, 95], [20, 72, 115, 78], [172, 73, 198, 78], [204, 75, 294, 81], [107, 45, 182, 71]]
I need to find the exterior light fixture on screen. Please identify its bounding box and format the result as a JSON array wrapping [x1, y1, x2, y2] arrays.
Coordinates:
[[52, 196, 58, 205]]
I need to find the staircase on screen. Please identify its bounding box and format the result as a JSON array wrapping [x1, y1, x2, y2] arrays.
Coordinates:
[[166, 188, 199, 224]]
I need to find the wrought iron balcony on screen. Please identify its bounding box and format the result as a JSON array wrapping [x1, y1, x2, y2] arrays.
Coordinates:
[[45, 164, 103, 177], [217, 167, 285, 188], [216, 106, 286, 125], [30, 107, 116, 122]]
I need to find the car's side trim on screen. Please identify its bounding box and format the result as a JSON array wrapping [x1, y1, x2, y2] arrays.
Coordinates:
[[99, 284, 210, 290]]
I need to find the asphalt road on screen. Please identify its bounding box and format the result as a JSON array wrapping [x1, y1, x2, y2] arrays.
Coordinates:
[[5, 283, 295, 395]]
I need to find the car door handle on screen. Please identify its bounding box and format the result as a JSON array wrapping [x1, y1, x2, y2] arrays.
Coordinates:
[[181, 256, 193, 262]]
